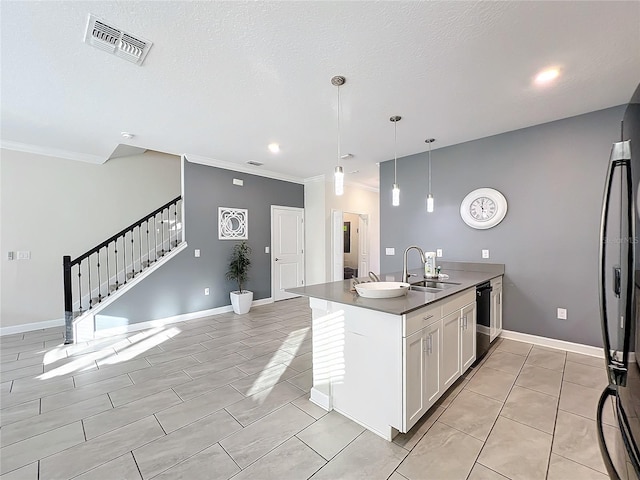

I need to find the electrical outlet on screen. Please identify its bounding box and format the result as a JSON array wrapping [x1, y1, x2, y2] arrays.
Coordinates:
[[204, 288, 210, 296], [194, 249, 200, 257], [557, 308, 567, 320], [233, 178, 244, 186], [385, 248, 395, 256], [436, 249, 443, 257], [482, 249, 490, 259]]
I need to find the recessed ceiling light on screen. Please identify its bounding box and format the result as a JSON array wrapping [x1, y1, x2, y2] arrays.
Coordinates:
[[349, 170, 360, 174], [534, 68, 560, 85], [121, 132, 134, 139], [268, 143, 280, 153]]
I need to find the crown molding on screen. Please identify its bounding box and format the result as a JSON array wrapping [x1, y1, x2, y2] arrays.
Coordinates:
[[0, 140, 105, 164], [184, 153, 305, 185]]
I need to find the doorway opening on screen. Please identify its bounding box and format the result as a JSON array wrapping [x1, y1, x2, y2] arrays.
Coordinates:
[[331, 209, 370, 282]]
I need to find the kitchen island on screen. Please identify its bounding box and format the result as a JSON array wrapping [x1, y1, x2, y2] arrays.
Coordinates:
[[287, 262, 504, 440]]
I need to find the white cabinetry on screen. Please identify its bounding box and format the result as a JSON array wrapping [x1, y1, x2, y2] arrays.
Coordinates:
[[402, 288, 476, 432], [403, 314, 441, 429], [490, 277, 503, 342], [461, 302, 476, 371], [441, 310, 461, 391]]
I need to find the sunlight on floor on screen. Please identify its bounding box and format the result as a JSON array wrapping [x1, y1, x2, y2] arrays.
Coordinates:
[[37, 326, 181, 380], [245, 327, 310, 398]]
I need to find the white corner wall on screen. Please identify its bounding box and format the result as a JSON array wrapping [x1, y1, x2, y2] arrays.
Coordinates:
[[304, 176, 380, 285], [0, 149, 181, 329]]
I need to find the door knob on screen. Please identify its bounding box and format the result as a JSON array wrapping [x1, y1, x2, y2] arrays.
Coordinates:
[[275, 258, 280, 261]]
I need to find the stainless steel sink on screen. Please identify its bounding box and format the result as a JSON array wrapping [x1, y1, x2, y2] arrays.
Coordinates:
[[410, 280, 461, 290], [409, 285, 443, 293]]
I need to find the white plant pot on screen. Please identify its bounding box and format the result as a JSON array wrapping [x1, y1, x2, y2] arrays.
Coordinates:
[[230, 290, 253, 314]]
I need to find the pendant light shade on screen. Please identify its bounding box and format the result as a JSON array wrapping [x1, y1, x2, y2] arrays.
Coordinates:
[[334, 165, 344, 196], [332, 76, 346, 196], [425, 138, 436, 212], [390, 116, 401, 206]]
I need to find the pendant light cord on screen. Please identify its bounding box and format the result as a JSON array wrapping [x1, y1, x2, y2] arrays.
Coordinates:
[[337, 85, 341, 165], [394, 120, 397, 183], [428, 141, 432, 193]]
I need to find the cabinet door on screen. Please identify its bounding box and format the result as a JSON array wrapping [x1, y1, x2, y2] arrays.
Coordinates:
[[403, 329, 426, 429], [490, 278, 503, 342], [461, 302, 476, 372], [424, 320, 441, 407], [441, 310, 461, 390]]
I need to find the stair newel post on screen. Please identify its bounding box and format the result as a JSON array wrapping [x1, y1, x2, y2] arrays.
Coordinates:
[[63, 255, 74, 344]]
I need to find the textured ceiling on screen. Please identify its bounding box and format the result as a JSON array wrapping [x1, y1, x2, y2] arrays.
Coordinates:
[[1, 1, 639, 189]]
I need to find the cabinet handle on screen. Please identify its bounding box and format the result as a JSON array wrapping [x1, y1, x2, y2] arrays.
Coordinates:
[[465, 315, 468, 329], [423, 314, 434, 321], [427, 334, 433, 355]]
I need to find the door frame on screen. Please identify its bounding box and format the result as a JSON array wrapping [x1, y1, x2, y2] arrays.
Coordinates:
[[271, 205, 305, 301], [331, 209, 370, 281]]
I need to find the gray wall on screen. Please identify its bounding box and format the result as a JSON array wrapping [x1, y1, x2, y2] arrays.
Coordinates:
[[98, 159, 304, 325], [380, 105, 626, 347]]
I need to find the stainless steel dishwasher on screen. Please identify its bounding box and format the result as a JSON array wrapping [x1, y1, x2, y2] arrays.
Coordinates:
[[475, 282, 493, 364]]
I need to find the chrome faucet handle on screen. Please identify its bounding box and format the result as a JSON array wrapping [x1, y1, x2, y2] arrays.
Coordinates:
[[407, 273, 417, 278], [368, 272, 380, 282]]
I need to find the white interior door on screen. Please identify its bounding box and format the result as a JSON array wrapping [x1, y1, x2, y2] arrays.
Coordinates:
[[331, 209, 344, 281], [358, 214, 369, 276], [272, 206, 305, 301]]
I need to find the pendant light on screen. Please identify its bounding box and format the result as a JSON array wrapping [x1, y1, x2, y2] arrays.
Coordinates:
[[425, 138, 435, 212], [390, 115, 401, 206], [331, 75, 346, 196]]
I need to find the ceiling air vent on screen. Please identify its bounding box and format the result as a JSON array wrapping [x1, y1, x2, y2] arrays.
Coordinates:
[[84, 14, 152, 66], [247, 161, 264, 166]]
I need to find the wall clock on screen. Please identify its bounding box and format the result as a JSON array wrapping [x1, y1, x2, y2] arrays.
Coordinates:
[[460, 188, 508, 229]]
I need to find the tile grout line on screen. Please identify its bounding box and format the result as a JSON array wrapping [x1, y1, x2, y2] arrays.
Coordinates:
[[464, 340, 534, 480], [544, 352, 567, 479]]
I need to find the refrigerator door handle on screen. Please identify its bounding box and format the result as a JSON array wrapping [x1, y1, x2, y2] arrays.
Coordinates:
[[614, 267, 622, 298], [596, 386, 621, 480]]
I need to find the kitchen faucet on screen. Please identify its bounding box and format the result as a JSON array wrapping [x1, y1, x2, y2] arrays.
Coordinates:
[[403, 246, 427, 284]]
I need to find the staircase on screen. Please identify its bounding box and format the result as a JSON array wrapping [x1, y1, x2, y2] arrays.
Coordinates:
[[63, 196, 184, 344]]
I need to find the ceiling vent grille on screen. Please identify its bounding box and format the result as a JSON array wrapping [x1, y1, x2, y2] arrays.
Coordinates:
[[84, 14, 152, 66]]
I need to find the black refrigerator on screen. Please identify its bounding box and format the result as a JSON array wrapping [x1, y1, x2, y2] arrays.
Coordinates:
[[598, 82, 640, 480]]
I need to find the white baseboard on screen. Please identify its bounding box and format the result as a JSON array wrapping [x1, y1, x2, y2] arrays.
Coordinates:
[[501, 329, 605, 357], [0, 296, 274, 339], [0, 318, 65, 336], [310, 387, 331, 411], [90, 297, 274, 340]]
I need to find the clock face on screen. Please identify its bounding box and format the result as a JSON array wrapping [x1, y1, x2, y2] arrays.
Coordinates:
[[469, 197, 497, 221], [460, 188, 507, 229]]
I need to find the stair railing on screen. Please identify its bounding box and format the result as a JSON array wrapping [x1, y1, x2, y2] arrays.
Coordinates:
[[63, 195, 183, 344]]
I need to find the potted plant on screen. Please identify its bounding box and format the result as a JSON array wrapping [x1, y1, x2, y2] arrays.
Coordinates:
[[226, 241, 253, 314]]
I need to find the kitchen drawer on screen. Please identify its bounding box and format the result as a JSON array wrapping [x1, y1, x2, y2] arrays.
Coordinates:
[[404, 304, 441, 337], [442, 288, 475, 317]]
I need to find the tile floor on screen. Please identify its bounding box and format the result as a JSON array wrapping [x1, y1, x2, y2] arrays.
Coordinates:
[[0, 298, 617, 479]]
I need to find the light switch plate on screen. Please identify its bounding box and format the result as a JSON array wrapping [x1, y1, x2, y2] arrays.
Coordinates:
[[436, 249, 443, 257], [232, 178, 244, 186], [557, 308, 567, 320], [17, 251, 31, 260], [204, 288, 210, 296], [482, 249, 489, 259], [265, 246, 270, 254], [385, 248, 395, 256], [194, 249, 200, 257]]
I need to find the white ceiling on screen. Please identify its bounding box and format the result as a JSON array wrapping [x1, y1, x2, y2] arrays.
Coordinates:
[[2, 1, 639, 189]]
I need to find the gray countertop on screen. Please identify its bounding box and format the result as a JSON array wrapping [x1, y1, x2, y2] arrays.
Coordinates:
[[287, 262, 504, 316]]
